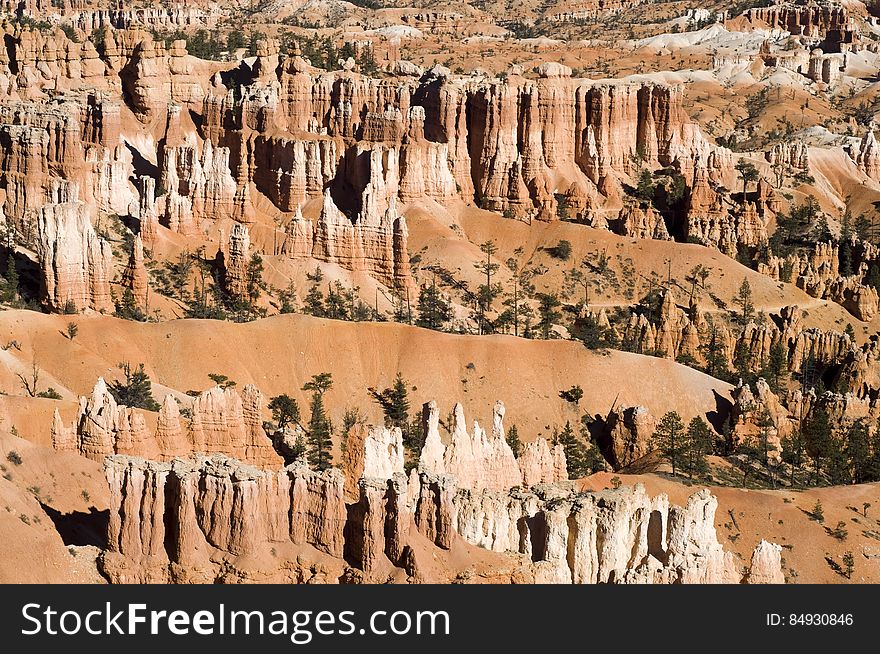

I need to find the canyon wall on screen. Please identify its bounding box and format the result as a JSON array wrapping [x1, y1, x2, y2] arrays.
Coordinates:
[[0, 27, 751, 310], [99, 397, 783, 584], [102, 450, 784, 584], [53, 379, 284, 468]]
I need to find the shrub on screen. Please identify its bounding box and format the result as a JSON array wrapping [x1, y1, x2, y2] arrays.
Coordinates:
[[559, 385, 584, 404], [809, 500, 824, 523], [547, 240, 572, 261], [108, 362, 160, 411], [843, 551, 854, 579]]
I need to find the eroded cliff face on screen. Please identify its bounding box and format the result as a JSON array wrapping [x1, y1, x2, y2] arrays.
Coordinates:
[[102, 455, 345, 583], [730, 379, 789, 461], [599, 404, 657, 470], [417, 399, 567, 491], [121, 233, 149, 309], [101, 450, 783, 585], [341, 423, 406, 500], [738, 2, 852, 39], [99, 394, 783, 584], [0, 27, 756, 311], [53, 380, 283, 468], [617, 290, 877, 397], [684, 165, 776, 257], [37, 199, 114, 312], [760, 240, 880, 321], [199, 51, 729, 223]]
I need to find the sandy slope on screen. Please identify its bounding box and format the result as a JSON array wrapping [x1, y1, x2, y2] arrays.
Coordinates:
[[0, 310, 731, 446], [0, 432, 108, 583], [407, 207, 876, 335]]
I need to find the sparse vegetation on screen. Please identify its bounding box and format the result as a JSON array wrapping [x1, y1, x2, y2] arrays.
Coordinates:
[[108, 362, 160, 411], [547, 240, 573, 261], [302, 373, 334, 471], [559, 385, 584, 405]]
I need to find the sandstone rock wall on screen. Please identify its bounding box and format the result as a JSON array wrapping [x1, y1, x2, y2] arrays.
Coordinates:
[[739, 2, 851, 38], [102, 455, 345, 583], [102, 452, 783, 585], [199, 57, 728, 223], [760, 239, 880, 321], [417, 400, 527, 492], [37, 200, 114, 312], [684, 164, 771, 257], [54, 379, 283, 468]]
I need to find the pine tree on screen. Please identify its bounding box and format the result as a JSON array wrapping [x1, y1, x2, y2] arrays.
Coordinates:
[[764, 340, 788, 392], [536, 293, 562, 339], [720, 415, 735, 456], [575, 313, 605, 349], [115, 287, 147, 321], [370, 373, 420, 454], [278, 282, 297, 314], [503, 251, 534, 337], [781, 427, 806, 487], [839, 211, 854, 276], [733, 340, 754, 385], [268, 394, 300, 430], [701, 321, 729, 380], [325, 281, 351, 320], [303, 284, 326, 317], [474, 240, 501, 334], [844, 420, 870, 484], [3, 253, 18, 303], [756, 407, 774, 462], [826, 438, 851, 485], [867, 263, 880, 294], [578, 414, 607, 473], [635, 169, 655, 203], [653, 411, 685, 477], [302, 373, 333, 471], [803, 406, 833, 485], [854, 213, 873, 242], [868, 431, 880, 482], [734, 278, 755, 326], [737, 434, 762, 487], [288, 434, 307, 462], [843, 551, 855, 579], [108, 362, 160, 411], [735, 160, 759, 202], [506, 424, 522, 457], [684, 416, 712, 478], [387, 373, 411, 433], [246, 253, 264, 305], [416, 277, 452, 331], [552, 421, 596, 479]]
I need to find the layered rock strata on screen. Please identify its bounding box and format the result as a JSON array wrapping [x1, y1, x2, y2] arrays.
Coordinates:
[[37, 200, 114, 312], [102, 452, 784, 585], [53, 379, 283, 468]]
